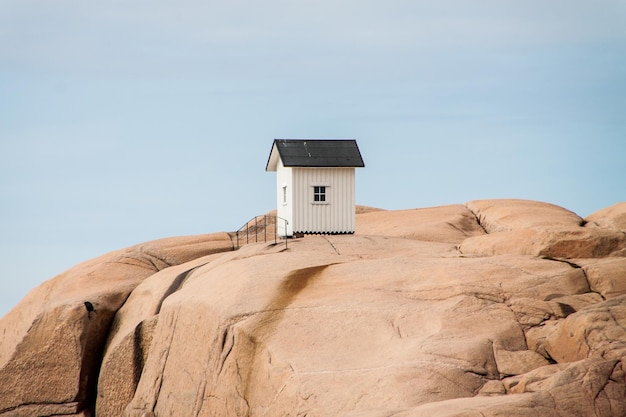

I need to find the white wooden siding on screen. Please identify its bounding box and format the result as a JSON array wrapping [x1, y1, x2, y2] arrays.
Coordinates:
[[275, 159, 293, 236], [292, 167, 355, 233]]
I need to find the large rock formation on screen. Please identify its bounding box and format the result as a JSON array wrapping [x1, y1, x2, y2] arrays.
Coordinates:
[[1, 199, 625, 417]]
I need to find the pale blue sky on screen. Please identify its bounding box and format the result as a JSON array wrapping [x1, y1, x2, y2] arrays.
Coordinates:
[[1, 0, 625, 316]]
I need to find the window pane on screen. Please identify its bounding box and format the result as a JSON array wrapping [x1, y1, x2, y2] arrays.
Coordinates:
[[313, 186, 327, 202]]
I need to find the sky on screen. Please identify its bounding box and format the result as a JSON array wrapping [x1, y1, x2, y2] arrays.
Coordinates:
[[1, 0, 625, 316]]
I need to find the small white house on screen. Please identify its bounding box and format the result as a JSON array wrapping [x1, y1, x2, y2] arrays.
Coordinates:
[[265, 139, 365, 237]]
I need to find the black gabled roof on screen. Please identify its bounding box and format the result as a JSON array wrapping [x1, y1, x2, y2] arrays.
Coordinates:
[[266, 139, 364, 171]]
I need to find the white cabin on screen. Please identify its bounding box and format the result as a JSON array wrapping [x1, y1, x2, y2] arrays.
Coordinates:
[[265, 139, 365, 237]]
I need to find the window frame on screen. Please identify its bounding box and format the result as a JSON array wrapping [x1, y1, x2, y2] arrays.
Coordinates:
[[312, 185, 329, 204]]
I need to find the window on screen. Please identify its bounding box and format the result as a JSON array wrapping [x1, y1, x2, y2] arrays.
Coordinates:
[[282, 186, 287, 204], [313, 186, 326, 202]]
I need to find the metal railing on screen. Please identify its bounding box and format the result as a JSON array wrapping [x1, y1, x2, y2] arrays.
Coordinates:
[[233, 215, 289, 249]]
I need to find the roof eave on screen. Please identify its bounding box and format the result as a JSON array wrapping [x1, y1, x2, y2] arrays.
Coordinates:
[[265, 142, 280, 172], [282, 164, 364, 168]]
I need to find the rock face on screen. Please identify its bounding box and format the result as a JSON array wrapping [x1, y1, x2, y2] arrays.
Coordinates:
[[0, 233, 233, 417], [1, 199, 625, 417]]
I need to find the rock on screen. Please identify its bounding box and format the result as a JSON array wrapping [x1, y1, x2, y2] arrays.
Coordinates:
[[95, 316, 158, 417], [544, 295, 626, 363], [501, 362, 567, 393], [0, 233, 233, 417], [461, 199, 626, 258], [355, 205, 384, 214], [95, 251, 237, 417], [586, 202, 626, 231], [460, 227, 626, 258], [393, 393, 559, 417], [525, 320, 561, 359], [508, 293, 606, 328], [356, 204, 485, 243], [502, 358, 626, 415], [121, 238, 592, 416], [1, 200, 626, 417], [478, 380, 506, 396], [465, 199, 584, 233], [493, 341, 551, 376], [545, 292, 605, 317], [579, 257, 626, 299], [123, 247, 496, 416], [400, 358, 625, 416]]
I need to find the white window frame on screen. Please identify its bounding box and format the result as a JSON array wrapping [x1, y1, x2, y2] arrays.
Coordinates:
[[312, 185, 329, 205]]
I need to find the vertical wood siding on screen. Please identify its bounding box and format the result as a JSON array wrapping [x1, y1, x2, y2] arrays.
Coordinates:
[[276, 159, 293, 236], [292, 167, 355, 233]]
